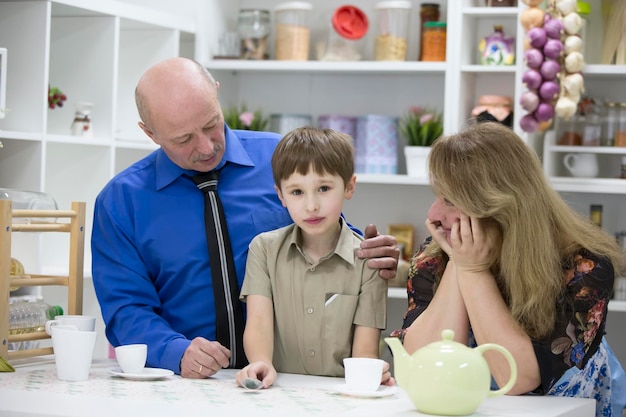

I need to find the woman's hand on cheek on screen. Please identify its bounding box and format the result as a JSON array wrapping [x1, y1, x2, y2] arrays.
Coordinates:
[[425, 218, 452, 255], [452, 215, 492, 274]]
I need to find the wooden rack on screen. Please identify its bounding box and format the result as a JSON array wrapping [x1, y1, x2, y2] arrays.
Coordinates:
[[0, 200, 86, 361]]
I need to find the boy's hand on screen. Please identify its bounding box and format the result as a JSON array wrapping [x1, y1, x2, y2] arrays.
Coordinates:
[[235, 361, 277, 389], [381, 360, 395, 386]]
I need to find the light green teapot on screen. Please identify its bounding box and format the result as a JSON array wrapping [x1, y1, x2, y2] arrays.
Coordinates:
[[385, 329, 517, 416]]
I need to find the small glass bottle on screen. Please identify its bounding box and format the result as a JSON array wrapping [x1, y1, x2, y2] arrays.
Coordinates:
[[581, 110, 602, 146], [71, 102, 94, 138], [237, 9, 270, 60], [556, 115, 583, 146], [601, 101, 618, 146], [589, 204, 603, 228], [615, 102, 626, 147], [419, 4, 440, 61]]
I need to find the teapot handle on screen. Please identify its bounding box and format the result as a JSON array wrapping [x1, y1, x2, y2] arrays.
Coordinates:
[[475, 343, 518, 398]]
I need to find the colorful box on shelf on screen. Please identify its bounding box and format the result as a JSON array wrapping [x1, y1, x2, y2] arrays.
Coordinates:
[[317, 114, 357, 138], [354, 114, 398, 174]]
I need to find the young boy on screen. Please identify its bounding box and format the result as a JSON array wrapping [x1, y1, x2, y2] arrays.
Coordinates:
[[235, 127, 389, 388]]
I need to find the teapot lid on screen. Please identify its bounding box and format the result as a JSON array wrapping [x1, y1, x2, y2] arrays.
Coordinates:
[[423, 329, 467, 352]]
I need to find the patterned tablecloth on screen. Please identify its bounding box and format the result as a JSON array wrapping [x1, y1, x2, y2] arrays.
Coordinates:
[[0, 358, 596, 417]]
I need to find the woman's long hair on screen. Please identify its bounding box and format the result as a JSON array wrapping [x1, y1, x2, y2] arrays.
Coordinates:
[[423, 122, 623, 339]]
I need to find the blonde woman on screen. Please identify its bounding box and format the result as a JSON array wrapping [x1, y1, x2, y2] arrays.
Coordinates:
[[396, 122, 626, 416]]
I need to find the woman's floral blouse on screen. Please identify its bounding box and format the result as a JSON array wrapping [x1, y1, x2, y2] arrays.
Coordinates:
[[392, 237, 615, 394]]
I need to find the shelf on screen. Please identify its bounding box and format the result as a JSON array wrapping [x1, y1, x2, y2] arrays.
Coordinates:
[[460, 65, 517, 73], [390, 289, 626, 313], [204, 60, 447, 75], [608, 300, 626, 313], [114, 140, 158, 151], [583, 65, 626, 78], [45, 134, 111, 147], [546, 145, 626, 155], [462, 7, 519, 16], [356, 174, 430, 186], [549, 177, 626, 194], [51, 0, 196, 33], [0, 131, 42, 141], [388, 287, 406, 299]]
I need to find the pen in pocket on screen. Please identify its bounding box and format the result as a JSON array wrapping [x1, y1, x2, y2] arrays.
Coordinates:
[[325, 293, 338, 307]]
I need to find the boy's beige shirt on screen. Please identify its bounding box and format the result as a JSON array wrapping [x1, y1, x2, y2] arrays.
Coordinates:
[[240, 219, 387, 377]]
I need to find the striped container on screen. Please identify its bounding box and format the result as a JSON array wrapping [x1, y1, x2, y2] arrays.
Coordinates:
[[354, 114, 398, 174], [317, 114, 357, 138]]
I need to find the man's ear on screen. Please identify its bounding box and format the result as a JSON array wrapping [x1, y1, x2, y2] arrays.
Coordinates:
[[138, 122, 158, 145]]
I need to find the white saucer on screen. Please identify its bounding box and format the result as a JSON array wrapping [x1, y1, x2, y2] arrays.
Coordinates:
[[110, 367, 174, 381], [330, 384, 398, 398]]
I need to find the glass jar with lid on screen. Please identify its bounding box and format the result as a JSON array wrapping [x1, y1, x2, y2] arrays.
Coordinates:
[[274, 1, 313, 61], [374, 1, 412, 61], [421, 22, 447, 62], [237, 9, 270, 60], [615, 102, 626, 147], [601, 101, 618, 146], [484, 0, 517, 5], [318, 5, 369, 61], [419, 4, 440, 60]]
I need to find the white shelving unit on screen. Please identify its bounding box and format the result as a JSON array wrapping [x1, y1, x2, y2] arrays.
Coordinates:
[[0, 0, 195, 276]]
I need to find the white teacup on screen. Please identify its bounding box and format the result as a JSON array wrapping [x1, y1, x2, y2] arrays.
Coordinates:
[[50, 325, 97, 381], [45, 315, 96, 335], [343, 357, 384, 392], [115, 344, 147, 374], [563, 153, 599, 178]]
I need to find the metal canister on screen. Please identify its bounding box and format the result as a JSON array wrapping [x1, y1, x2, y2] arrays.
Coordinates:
[[270, 113, 312, 135]]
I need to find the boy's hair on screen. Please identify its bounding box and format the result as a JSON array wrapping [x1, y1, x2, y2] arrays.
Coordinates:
[[271, 127, 355, 188]]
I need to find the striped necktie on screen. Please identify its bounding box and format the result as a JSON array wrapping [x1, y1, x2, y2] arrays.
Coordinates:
[[189, 170, 246, 368]]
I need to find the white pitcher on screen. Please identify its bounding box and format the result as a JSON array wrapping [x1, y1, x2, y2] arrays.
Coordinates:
[[563, 153, 599, 178]]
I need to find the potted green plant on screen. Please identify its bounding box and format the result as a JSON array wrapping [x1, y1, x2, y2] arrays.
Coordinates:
[[400, 106, 444, 178], [223, 104, 269, 131]]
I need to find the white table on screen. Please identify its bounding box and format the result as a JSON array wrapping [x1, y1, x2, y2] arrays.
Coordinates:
[[0, 357, 595, 417]]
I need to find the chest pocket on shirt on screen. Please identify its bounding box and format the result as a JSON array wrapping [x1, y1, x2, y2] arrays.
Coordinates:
[[250, 210, 293, 236], [324, 294, 358, 356]]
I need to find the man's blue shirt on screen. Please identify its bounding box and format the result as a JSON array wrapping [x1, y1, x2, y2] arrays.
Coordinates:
[[91, 126, 292, 373]]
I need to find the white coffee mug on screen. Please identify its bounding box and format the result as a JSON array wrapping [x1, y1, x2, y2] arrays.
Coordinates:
[[115, 344, 147, 374], [50, 325, 97, 381], [343, 357, 384, 392], [45, 315, 96, 335], [563, 153, 599, 178]]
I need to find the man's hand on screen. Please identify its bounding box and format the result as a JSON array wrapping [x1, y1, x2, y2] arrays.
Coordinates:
[[180, 337, 231, 379], [357, 224, 400, 280]]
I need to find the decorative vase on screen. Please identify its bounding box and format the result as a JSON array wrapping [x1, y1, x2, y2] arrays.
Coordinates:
[[404, 146, 431, 178]]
